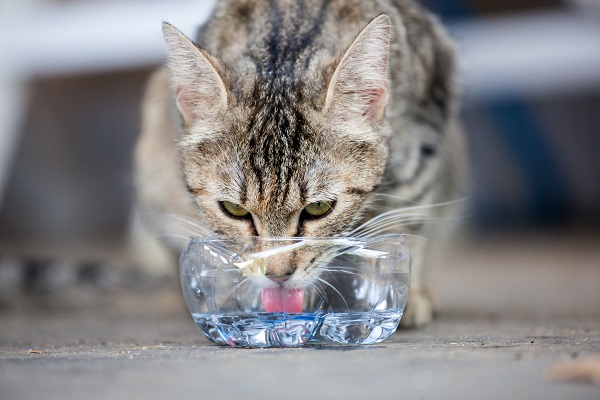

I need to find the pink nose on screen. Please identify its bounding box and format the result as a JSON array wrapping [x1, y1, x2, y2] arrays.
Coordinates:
[[266, 275, 291, 283]]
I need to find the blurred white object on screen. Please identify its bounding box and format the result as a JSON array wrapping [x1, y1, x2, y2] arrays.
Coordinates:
[[0, 0, 218, 209], [450, 10, 600, 100], [0, 0, 35, 211], [7, 0, 219, 77], [1, 2, 600, 207], [2, 2, 599, 91]]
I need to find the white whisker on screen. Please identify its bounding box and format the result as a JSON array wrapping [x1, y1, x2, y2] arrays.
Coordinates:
[[307, 281, 326, 299], [218, 277, 250, 309], [352, 214, 430, 231], [158, 233, 194, 242], [397, 233, 428, 242], [351, 216, 433, 237], [316, 277, 349, 309], [141, 212, 212, 237], [350, 211, 431, 234], [353, 213, 431, 232], [375, 196, 469, 209], [317, 267, 368, 280], [349, 198, 469, 239], [353, 219, 432, 237]]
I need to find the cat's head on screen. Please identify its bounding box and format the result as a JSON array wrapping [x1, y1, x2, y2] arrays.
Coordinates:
[[162, 15, 392, 277]]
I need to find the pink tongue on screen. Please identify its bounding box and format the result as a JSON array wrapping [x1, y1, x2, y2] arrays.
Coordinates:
[[261, 287, 304, 313]]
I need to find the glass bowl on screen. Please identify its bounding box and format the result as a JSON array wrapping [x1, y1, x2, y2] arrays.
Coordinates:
[[179, 235, 411, 348]]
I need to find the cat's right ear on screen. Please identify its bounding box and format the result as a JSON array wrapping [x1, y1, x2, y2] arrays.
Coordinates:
[[162, 22, 227, 128]]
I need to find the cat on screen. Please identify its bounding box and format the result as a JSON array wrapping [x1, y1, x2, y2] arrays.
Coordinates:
[[133, 0, 466, 327]]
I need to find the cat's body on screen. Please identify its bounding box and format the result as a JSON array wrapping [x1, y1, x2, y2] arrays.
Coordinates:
[[134, 0, 465, 327]]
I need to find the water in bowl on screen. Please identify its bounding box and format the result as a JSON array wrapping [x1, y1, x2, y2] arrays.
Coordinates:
[[193, 310, 404, 348]]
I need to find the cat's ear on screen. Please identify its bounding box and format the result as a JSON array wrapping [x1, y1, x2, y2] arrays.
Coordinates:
[[324, 14, 392, 125], [162, 22, 227, 127]]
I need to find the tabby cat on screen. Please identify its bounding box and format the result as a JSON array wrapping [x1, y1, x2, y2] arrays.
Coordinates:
[[134, 0, 466, 327]]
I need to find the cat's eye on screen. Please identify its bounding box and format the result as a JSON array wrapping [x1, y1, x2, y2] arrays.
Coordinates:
[[304, 201, 334, 218], [221, 201, 250, 218]]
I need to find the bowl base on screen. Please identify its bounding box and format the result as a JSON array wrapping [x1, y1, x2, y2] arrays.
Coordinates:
[[192, 310, 403, 348]]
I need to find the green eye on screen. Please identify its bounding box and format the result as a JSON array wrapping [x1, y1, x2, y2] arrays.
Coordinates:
[[221, 201, 250, 218], [304, 201, 333, 217]]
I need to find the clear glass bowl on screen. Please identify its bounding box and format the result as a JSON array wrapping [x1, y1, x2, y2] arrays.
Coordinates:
[[179, 235, 411, 348]]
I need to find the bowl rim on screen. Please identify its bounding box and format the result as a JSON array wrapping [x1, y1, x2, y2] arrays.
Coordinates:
[[182, 234, 411, 273], [186, 233, 407, 244]]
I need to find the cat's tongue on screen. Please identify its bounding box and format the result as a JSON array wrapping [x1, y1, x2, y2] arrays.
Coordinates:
[[261, 287, 304, 313]]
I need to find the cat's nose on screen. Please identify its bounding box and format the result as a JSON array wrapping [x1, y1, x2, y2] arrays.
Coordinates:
[[266, 275, 291, 283]]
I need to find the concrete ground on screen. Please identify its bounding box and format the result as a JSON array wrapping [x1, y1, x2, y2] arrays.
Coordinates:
[[1, 230, 600, 400]]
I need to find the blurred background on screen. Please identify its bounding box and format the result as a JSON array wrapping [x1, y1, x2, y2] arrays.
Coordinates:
[[0, 0, 599, 312]]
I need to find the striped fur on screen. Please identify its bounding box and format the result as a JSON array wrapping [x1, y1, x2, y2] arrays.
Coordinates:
[[135, 0, 466, 326]]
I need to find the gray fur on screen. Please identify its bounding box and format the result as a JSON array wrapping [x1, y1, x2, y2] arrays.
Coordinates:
[[135, 0, 466, 326]]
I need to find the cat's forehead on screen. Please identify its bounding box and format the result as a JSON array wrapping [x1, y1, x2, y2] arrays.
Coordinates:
[[224, 104, 334, 211], [234, 125, 325, 212], [233, 83, 320, 177]]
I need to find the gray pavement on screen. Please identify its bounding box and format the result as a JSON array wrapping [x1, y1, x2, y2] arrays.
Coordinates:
[[1, 231, 600, 399]]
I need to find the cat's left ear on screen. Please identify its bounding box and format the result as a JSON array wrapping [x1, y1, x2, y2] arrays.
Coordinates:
[[324, 14, 392, 126], [162, 22, 228, 128]]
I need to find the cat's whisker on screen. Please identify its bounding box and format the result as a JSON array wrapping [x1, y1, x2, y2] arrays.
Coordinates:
[[350, 210, 431, 234], [353, 221, 429, 237], [353, 213, 432, 232], [144, 212, 210, 231], [167, 214, 210, 235], [351, 215, 433, 236], [396, 233, 429, 242], [306, 281, 326, 299], [301, 246, 362, 266], [316, 277, 349, 309], [375, 196, 469, 210], [218, 277, 250, 310], [309, 258, 355, 269], [243, 279, 260, 302], [352, 215, 431, 232], [178, 227, 211, 237], [161, 223, 202, 236], [158, 233, 193, 242], [364, 233, 426, 251], [372, 193, 421, 203], [351, 209, 469, 237], [311, 262, 364, 272], [210, 266, 247, 274], [316, 267, 369, 280], [362, 198, 469, 225], [357, 225, 431, 239], [363, 207, 431, 220], [142, 212, 213, 241]]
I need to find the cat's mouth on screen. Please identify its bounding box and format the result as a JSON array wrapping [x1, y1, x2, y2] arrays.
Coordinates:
[[236, 243, 326, 313], [261, 286, 304, 313]]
